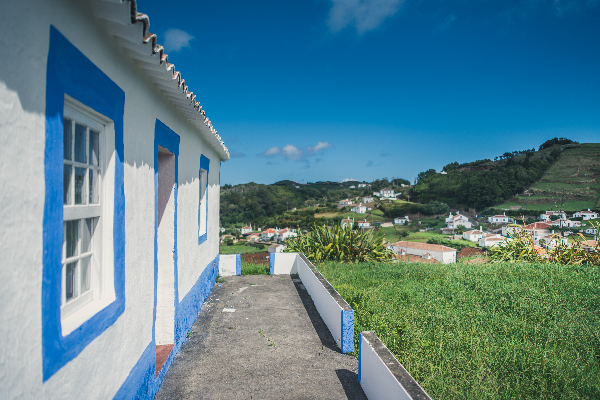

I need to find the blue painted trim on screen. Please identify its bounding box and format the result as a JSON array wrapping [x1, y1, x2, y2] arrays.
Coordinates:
[[341, 309, 355, 353], [358, 332, 362, 384], [269, 253, 275, 275], [235, 254, 241, 276], [154, 119, 180, 345], [42, 26, 126, 381], [114, 255, 220, 399], [198, 154, 210, 245]]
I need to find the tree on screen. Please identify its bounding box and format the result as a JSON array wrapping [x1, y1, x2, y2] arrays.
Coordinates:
[[399, 230, 410, 239], [456, 224, 466, 234], [224, 237, 234, 246]]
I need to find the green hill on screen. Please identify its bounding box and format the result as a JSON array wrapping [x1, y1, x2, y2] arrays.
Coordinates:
[[496, 143, 600, 212]]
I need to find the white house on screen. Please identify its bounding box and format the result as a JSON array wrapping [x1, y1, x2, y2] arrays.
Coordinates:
[[338, 199, 354, 208], [349, 185, 356, 189], [488, 213, 513, 224], [358, 183, 367, 188], [463, 229, 485, 242], [268, 244, 286, 253], [523, 222, 553, 242], [274, 228, 298, 242], [502, 225, 523, 237], [540, 211, 566, 221], [584, 228, 598, 235], [391, 241, 456, 264], [0, 1, 229, 398], [379, 188, 395, 198], [241, 226, 253, 234], [445, 212, 472, 229], [539, 235, 568, 249], [261, 228, 278, 241], [394, 216, 410, 225], [573, 209, 599, 220], [351, 203, 372, 214], [372, 191, 381, 197], [341, 217, 354, 229], [548, 219, 581, 228], [362, 197, 374, 203], [358, 220, 371, 228], [479, 234, 507, 247]]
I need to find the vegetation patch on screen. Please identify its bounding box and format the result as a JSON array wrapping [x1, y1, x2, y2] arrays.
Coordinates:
[[219, 244, 264, 255], [317, 260, 600, 399]]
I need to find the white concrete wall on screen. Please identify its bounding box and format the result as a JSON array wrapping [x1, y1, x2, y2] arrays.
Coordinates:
[[271, 253, 298, 274], [219, 255, 238, 277], [0, 0, 223, 398]]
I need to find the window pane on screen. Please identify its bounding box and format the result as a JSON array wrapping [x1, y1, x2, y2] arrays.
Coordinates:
[[82, 218, 95, 254], [65, 220, 79, 258], [80, 256, 91, 293], [74, 167, 86, 204], [65, 262, 78, 301], [64, 118, 72, 160], [64, 164, 72, 205], [89, 169, 98, 204], [74, 123, 86, 163], [89, 130, 100, 167]]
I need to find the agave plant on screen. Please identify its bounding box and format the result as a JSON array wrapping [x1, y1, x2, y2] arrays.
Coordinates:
[[284, 224, 393, 263]]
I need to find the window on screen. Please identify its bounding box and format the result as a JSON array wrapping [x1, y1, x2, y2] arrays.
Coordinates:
[[61, 102, 104, 320], [198, 155, 210, 243]]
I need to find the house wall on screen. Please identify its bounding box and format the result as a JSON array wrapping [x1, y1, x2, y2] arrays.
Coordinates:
[[0, 1, 223, 398], [392, 245, 455, 264]]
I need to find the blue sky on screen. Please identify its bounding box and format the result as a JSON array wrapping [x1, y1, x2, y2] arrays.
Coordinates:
[[138, 0, 600, 185]]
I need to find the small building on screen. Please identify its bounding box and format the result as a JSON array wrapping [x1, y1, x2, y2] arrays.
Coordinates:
[[338, 199, 354, 208], [463, 229, 485, 242], [479, 234, 507, 247], [340, 217, 354, 229], [573, 209, 599, 220], [247, 234, 260, 242], [488, 213, 513, 224], [351, 203, 372, 214], [372, 191, 381, 197], [445, 212, 472, 229], [261, 228, 278, 241], [539, 235, 568, 249], [268, 244, 286, 253], [274, 228, 298, 242], [584, 228, 598, 235], [523, 222, 553, 242], [581, 240, 598, 252], [241, 226, 253, 234], [540, 211, 566, 221], [362, 197, 375, 204], [349, 185, 356, 189], [358, 183, 367, 188], [394, 216, 410, 225], [358, 220, 371, 228], [391, 241, 456, 264], [548, 219, 581, 228], [379, 188, 396, 198]]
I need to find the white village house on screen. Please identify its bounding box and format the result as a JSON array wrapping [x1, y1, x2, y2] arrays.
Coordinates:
[[391, 241, 456, 264], [340, 217, 354, 229], [445, 212, 472, 229], [379, 188, 396, 198], [548, 219, 582, 228], [351, 203, 371, 214], [274, 228, 298, 242], [573, 209, 599, 220], [394, 216, 410, 225], [358, 183, 367, 188], [268, 243, 286, 253], [463, 229, 485, 242], [540, 210, 567, 221], [479, 234, 507, 247], [358, 220, 372, 228], [240, 226, 253, 234], [488, 213, 513, 224], [0, 1, 228, 398], [362, 196, 374, 203], [261, 228, 278, 241]]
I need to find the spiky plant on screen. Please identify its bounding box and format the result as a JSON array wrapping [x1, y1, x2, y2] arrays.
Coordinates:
[[285, 224, 393, 263]]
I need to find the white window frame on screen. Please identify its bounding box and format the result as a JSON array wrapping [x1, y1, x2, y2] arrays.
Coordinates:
[[61, 97, 114, 334]]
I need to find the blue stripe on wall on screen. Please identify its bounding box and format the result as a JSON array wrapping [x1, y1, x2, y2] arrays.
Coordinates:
[[269, 253, 275, 275], [340, 309, 355, 353], [235, 254, 241, 276], [358, 332, 362, 384]]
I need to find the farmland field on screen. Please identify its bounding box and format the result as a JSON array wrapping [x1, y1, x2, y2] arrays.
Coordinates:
[[318, 260, 600, 399]]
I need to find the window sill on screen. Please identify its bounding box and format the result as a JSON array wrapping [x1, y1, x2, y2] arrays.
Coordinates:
[[61, 295, 115, 336]]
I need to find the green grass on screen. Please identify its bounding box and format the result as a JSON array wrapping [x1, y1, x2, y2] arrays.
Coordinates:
[[495, 200, 597, 212], [240, 262, 270, 275], [219, 244, 265, 254], [317, 261, 600, 399]]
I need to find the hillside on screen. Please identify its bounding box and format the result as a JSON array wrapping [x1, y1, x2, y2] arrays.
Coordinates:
[[496, 143, 600, 212]]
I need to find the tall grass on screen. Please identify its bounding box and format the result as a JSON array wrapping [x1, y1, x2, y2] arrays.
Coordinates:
[[240, 262, 269, 275], [318, 261, 600, 399]]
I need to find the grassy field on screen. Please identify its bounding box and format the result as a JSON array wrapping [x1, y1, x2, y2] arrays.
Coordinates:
[[317, 261, 600, 399], [240, 262, 269, 275], [497, 143, 600, 211], [219, 244, 265, 254]]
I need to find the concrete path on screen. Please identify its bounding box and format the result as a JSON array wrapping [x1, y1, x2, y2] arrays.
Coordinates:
[[156, 274, 367, 400]]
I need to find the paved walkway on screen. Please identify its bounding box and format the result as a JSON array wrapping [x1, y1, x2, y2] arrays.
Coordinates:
[[156, 275, 367, 400]]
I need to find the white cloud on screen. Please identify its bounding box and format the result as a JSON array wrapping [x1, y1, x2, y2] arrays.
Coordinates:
[[307, 141, 334, 154], [260, 141, 334, 162], [327, 0, 404, 35], [341, 178, 359, 182], [163, 29, 194, 52]]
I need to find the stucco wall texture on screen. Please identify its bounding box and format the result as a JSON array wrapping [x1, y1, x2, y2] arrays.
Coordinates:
[[0, 0, 224, 398]]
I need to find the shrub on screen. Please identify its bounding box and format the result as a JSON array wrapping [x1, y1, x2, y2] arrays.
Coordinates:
[[285, 224, 393, 263]]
